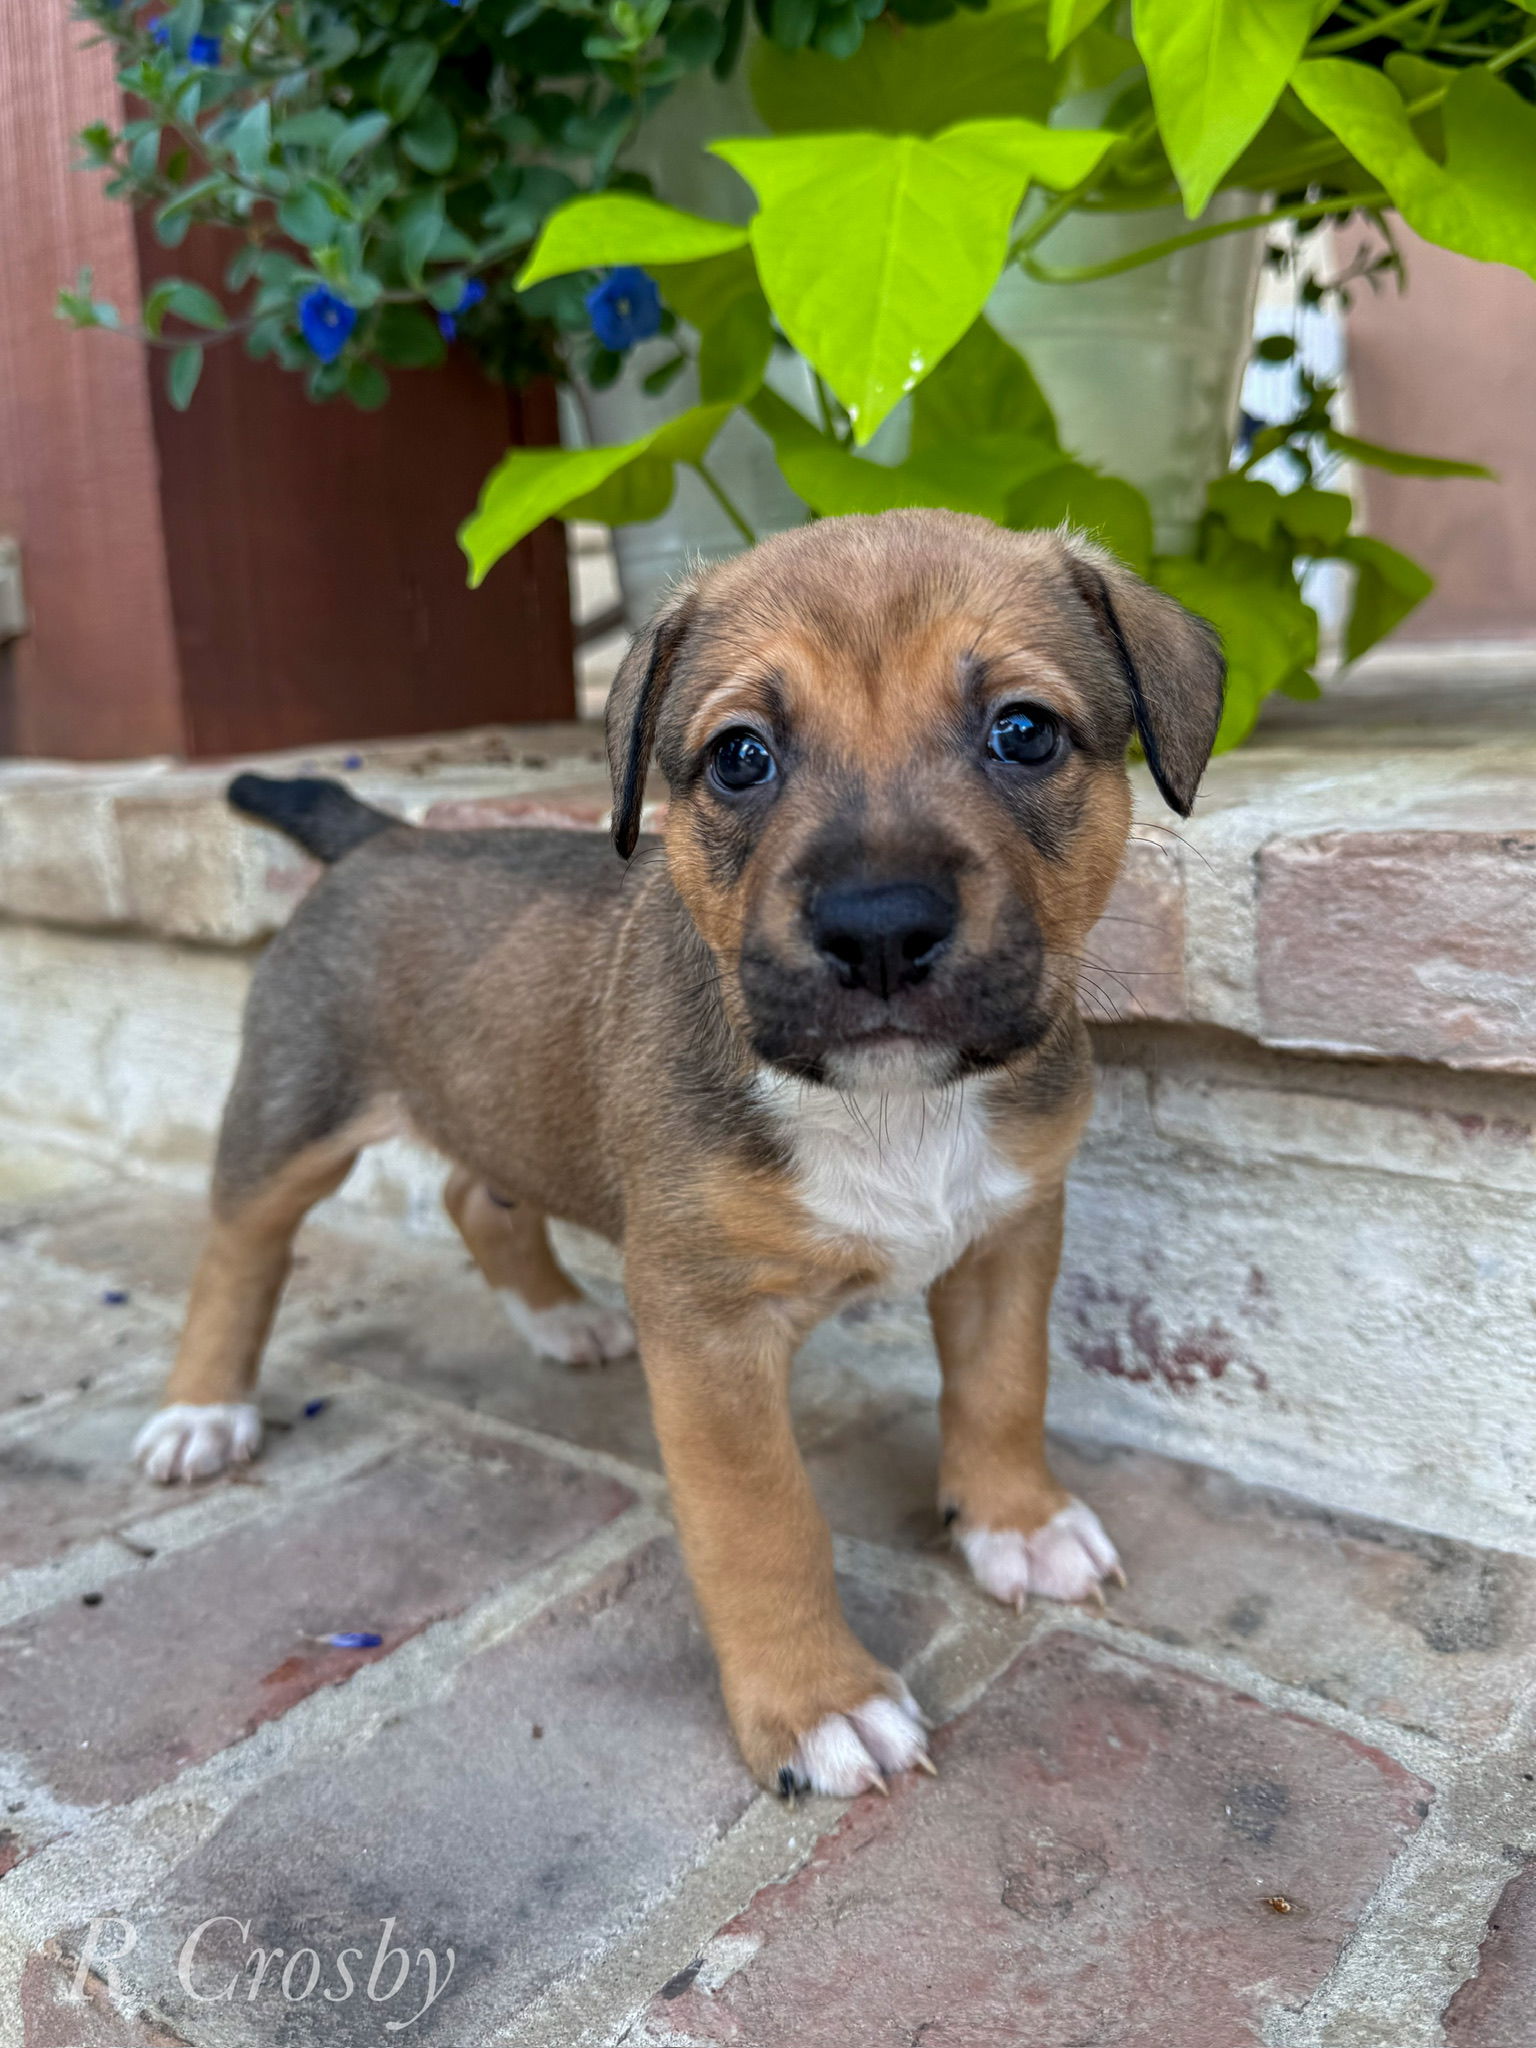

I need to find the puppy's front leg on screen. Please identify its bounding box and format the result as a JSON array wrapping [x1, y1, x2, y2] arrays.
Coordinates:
[[930, 1187, 1121, 1609], [631, 1281, 931, 1796]]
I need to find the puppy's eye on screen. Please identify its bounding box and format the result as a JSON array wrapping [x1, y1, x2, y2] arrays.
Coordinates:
[[986, 704, 1063, 769], [709, 727, 777, 793]]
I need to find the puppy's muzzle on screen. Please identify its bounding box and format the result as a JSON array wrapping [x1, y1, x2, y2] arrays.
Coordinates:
[[808, 879, 956, 1000]]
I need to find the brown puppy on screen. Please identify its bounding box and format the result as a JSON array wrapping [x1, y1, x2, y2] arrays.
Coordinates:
[[133, 510, 1222, 1796]]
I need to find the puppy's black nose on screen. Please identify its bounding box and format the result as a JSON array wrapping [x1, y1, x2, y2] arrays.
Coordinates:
[[809, 881, 956, 998]]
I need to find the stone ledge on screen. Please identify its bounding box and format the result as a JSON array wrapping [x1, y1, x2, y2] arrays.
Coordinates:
[[2, 703, 1533, 1071]]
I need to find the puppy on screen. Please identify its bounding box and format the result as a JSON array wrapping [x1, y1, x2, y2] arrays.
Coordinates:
[[133, 510, 1222, 1796]]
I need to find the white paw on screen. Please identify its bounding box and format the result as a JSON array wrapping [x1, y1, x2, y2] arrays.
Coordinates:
[[959, 1498, 1121, 1610], [133, 1402, 262, 1484], [782, 1682, 932, 1798], [498, 1293, 636, 1366]]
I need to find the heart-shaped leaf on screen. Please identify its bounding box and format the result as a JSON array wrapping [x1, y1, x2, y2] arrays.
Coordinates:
[[1293, 60, 1536, 278], [460, 404, 731, 586], [1134, 0, 1315, 217], [714, 119, 1114, 442], [518, 194, 749, 289]]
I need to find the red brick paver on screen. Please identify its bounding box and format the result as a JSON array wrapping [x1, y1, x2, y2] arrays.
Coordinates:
[[64, 1539, 948, 2043], [647, 1631, 1432, 2048], [1445, 1862, 1536, 2045], [0, 1429, 631, 1810]]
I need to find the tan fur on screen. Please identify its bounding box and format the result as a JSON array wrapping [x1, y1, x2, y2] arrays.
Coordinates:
[[442, 1167, 586, 1312], [163, 1115, 383, 1406], [143, 512, 1223, 1792]]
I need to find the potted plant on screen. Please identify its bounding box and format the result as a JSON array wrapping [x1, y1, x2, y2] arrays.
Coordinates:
[[66, 2, 1535, 751], [458, 0, 1533, 748]]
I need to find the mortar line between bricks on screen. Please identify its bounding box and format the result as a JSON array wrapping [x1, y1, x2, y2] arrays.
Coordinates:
[[1030, 1609, 1463, 1781], [828, 1530, 971, 1605], [327, 1360, 674, 1504], [503, 1610, 1074, 2048], [1263, 1702, 1536, 2048], [0, 1501, 671, 1973], [0, 1350, 175, 1443], [497, 1791, 833, 2048], [0, 1411, 427, 1629]]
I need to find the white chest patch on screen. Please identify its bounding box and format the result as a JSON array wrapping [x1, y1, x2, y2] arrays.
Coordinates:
[[755, 1069, 1033, 1295]]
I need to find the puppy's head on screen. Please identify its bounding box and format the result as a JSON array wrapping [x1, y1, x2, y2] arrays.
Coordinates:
[[606, 510, 1222, 1088]]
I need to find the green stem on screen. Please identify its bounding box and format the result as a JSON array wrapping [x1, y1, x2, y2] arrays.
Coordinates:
[[1309, 0, 1438, 54], [812, 371, 837, 439], [693, 459, 757, 547], [1018, 189, 1390, 286], [1008, 112, 1159, 265], [1488, 27, 1536, 71]]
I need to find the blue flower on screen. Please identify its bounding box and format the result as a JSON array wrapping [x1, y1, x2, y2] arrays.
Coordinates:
[[437, 276, 487, 340], [585, 267, 661, 353], [149, 20, 220, 61], [298, 287, 357, 364]]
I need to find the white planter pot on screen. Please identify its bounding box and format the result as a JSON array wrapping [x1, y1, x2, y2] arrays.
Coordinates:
[[987, 193, 1264, 554]]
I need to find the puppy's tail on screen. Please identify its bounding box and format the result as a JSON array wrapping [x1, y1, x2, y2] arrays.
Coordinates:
[[226, 773, 399, 864]]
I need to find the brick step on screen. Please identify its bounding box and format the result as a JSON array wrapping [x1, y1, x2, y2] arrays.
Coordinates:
[[1, 698, 1533, 1553]]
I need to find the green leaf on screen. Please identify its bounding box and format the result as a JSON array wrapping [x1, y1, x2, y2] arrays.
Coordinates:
[[1275, 484, 1352, 550], [397, 190, 446, 285], [374, 304, 447, 369], [1155, 544, 1316, 751], [1334, 534, 1432, 662], [1134, 0, 1315, 217], [1292, 61, 1536, 279], [1047, 0, 1113, 59], [649, 245, 761, 331], [345, 360, 390, 411], [1322, 426, 1493, 480], [167, 343, 203, 412], [697, 289, 774, 403], [768, 0, 818, 52], [767, 430, 1001, 519], [563, 455, 677, 527], [327, 111, 391, 173], [401, 96, 457, 175], [275, 109, 347, 150], [714, 119, 1115, 442], [908, 317, 1058, 456], [1008, 464, 1153, 574], [229, 100, 271, 179], [642, 354, 690, 398], [278, 185, 339, 249], [144, 278, 228, 334], [460, 404, 732, 586], [518, 194, 748, 289], [747, 388, 1060, 521], [751, 7, 1058, 137], [378, 40, 438, 121], [1206, 472, 1284, 547], [1208, 475, 1353, 552]]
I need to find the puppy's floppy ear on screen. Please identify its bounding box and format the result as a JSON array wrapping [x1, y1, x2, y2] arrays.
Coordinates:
[[604, 583, 698, 858], [1062, 536, 1225, 818]]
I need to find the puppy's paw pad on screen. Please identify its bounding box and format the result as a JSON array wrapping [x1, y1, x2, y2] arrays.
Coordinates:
[[133, 1402, 262, 1484], [960, 1499, 1120, 1608], [782, 1683, 930, 1798], [499, 1294, 636, 1367]]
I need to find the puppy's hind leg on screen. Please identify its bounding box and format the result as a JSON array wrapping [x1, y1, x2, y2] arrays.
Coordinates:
[[443, 1168, 634, 1367], [134, 1080, 383, 1483]]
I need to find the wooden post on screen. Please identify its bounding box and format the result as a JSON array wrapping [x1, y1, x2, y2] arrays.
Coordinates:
[[0, 9, 574, 761]]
